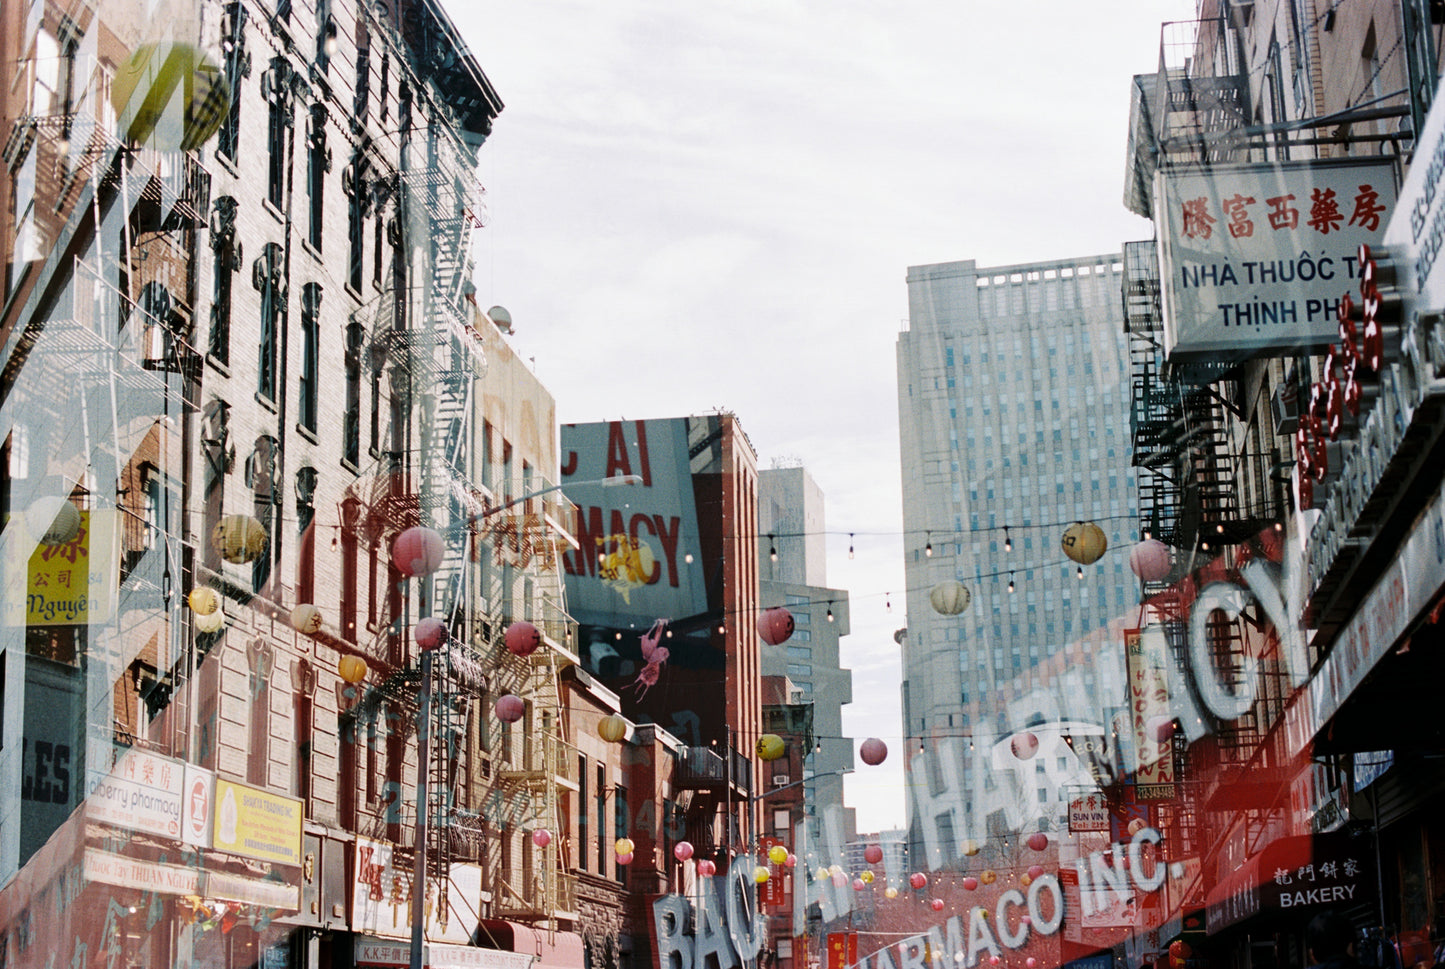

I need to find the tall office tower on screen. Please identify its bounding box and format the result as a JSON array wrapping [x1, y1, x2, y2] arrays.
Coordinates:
[[758, 466, 855, 842], [896, 256, 1138, 854]]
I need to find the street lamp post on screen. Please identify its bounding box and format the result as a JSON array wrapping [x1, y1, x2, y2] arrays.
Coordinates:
[[407, 472, 642, 969]]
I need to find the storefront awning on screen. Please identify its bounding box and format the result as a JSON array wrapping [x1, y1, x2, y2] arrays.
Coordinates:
[[355, 936, 540, 969], [476, 919, 587, 969], [1205, 832, 1374, 935]]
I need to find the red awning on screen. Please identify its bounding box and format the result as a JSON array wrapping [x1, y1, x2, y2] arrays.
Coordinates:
[[475, 920, 587, 969], [1205, 832, 1373, 935]]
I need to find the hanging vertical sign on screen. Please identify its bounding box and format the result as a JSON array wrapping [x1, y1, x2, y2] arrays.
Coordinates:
[[1125, 628, 1176, 800]]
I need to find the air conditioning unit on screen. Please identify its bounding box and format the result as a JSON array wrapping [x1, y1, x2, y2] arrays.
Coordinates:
[[1272, 380, 1300, 437], [772, 774, 789, 787]]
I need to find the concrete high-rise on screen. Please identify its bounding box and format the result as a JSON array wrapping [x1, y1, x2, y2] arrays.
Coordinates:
[[896, 255, 1138, 850]]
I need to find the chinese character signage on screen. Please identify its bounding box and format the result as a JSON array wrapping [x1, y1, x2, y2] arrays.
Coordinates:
[[13, 510, 119, 626], [1069, 793, 1109, 833], [85, 747, 185, 839], [1206, 832, 1374, 933], [825, 933, 857, 969], [1124, 628, 1175, 800], [1155, 160, 1398, 361]]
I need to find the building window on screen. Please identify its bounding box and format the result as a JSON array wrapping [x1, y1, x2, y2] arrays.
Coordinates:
[[344, 154, 368, 291], [208, 197, 240, 364], [253, 243, 285, 404], [353, 19, 370, 119], [299, 283, 322, 433], [306, 105, 330, 250], [217, 2, 248, 162], [263, 58, 294, 208], [295, 465, 317, 603], [344, 323, 364, 467]]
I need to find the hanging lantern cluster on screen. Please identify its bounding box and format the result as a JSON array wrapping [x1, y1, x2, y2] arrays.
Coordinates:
[[758, 607, 795, 646]]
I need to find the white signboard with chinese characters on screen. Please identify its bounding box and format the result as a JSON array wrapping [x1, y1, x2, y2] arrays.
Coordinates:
[[85, 747, 186, 839], [1069, 793, 1109, 833], [1155, 159, 1398, 361]]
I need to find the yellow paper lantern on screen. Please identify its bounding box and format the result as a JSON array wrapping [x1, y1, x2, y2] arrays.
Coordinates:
[[195, 608, 226, 634], [754, 866, 770, 884], [597, 714, 628, 743], [212, 515, 267, 564], [291, 603, 323, 634], [338, 655, 368, 684], [1061, 521, 1108, 566], [860, 871, 874, 884], [885, 886, 899, 899], [768, 845, 789, 865], [1020, 874, 1033, 887], [187, 587, 220, 616], [980, 869, 997, 885], [756, 734, 785, 762], [615, 838, 634, 856], [111, 42, 231, 151], [962, 839, 980, 856]]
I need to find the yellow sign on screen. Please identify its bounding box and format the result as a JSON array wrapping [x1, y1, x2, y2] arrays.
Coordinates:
[[23, 510, 117, 626], [213, 779, 302, 866]]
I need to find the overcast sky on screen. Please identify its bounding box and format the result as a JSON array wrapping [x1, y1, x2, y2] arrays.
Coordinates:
[[457, 1, 1199, 833]]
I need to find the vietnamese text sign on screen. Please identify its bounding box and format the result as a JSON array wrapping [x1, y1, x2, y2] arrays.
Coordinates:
[[1156, 160, 1397, 359], [19, 510, 118, 626], [213, 779, 302, 866], [83, 847, 200, 895]]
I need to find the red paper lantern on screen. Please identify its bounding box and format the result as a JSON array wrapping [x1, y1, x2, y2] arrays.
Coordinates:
[[931, 898, 945, 912], [860, 738, 888, 766], [415, 617, 448, 650], [758, 607, 795, 645], [674, 842, 694, 861], [853, 878, 866, 891], [1027, 832, 1049, 852], [532, 829, 551, 848], [864, 845, 883, 865], [617, 852, 633, 866], [1027, 865, 1044, 880], [506, 621, 541, 657], [909, 872, 927, 890], [1170, 941, 1192, 966], [1011, 732, 1039, 760], [495, 694, 525, 723], [697, 859, 717, 876], [392, 526, 445, 577], [963, 877, 978, 891], [1129, 538, 1173, 582]]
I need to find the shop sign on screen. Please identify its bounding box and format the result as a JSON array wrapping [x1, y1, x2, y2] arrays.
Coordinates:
[[759, 836, 786, 907], [85, 747, 185, 839], [357, 937, 411, 968], [1154, 159, 1397, 360], [1069, 794, 1109, 833], [183, 764, 214, 848], [204, 870, 299, 909], [15, 510, 119, 626], [1354, 751, 1394, 791], [1206, 833, 1372, 933], [212, 779, 302, 866], [429, 945, 534, 969], [82, 847, 199, 895], [825, 934, 856, 969], [354, 837, 412, 937], [1125, 629, 1175, 798], [652, 869, 765, 969]]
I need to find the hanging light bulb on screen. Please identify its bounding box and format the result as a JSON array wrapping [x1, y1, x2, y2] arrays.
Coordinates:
[[769, 534, 777, 562], [1216, 523, 1225, 534], [848, 533, 855, 559], [1007, 573, 1015, 594], [1201, 541, 1210, 551], [924, 531, 933, 557], [1077, 565, 1084, 580], [885, 592, 892, 612], [1004, 527, 1012, 553], [826, 602, 835, 622]]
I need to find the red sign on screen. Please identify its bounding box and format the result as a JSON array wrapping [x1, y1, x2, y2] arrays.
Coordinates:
[[759, 836, 786, 907], [826, 934, 857, 969]]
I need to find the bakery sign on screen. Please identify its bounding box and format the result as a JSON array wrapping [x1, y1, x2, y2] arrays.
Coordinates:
[[1205, 832, 1374, 934]]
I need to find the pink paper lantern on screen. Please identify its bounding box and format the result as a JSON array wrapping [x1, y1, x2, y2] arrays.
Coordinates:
[[495, 694, 525, 723], [1011, 732, 1039, 759], [674, 842, 694, 861], [1028, 960, 1038, 968], [910, 872, 927, 890], [392, 526, 445, 577], [989, 959, 1000, 967], [963, 877, 978, 891], [505, 621, 541, 657], [853, 878, 866, 891], [697, 859, 717, 876], [1027, 865, 1044, 880], [415, 617, 448, 650], [785, 854, 797, 868], [617, 852, 633, 866], [831, 871, 848, 887], [931, 898, 945, 912], [1129, 538, 1173, 582], [864, 845, 883, 865], [532, 829, 552, 848], [1027, 832, 1049, 852], [758, 607, 795, 646], [860, 738, 888, 766]]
